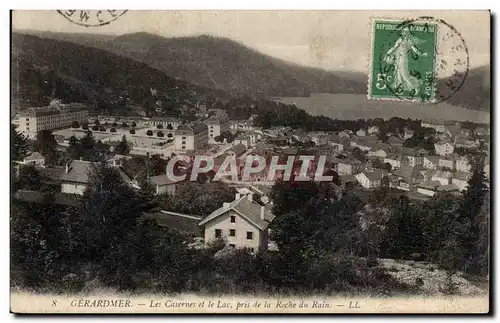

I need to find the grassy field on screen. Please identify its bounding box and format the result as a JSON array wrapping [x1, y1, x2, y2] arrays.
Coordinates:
[[276, 93, 490, 123]]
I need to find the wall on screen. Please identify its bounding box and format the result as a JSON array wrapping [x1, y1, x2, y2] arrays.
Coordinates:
[[61, 182, 86, 195], [417, 187, 435, 197], [204, 210, 263, 252]]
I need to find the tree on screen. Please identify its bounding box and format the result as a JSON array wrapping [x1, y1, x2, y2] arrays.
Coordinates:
[[81, 122, 89, 130], [167, 133, 173, 138], [112, 122, 118, 127], [157, 124, 164, 129], [71, 121, 80, 129], [131, 122, 137, 128], [12, 125, 28, 161], [122, 122, 128, 128], [79, 163, 156, 287], [159, 182, 236, 218], [129, 129, 136, 135], [94, 120, 100, 126], [114, 135, 131, 155], [34, 130, 58, 164], [157, 131, 164, 137], [15, 165, 43, 190], [146, 130, 153, 137], [92, 125, 99, 131], [100, 127, 106, 132], [110, 128, 117, 133], [166, 124, 173, 130]]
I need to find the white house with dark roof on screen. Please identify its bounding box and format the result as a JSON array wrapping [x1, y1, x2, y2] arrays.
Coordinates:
[[61, 160, 92, 195], [355, 170, 384, 189], [434, 140, 455, 156], [22, 152, 46, 167], [199, 193, 275, 252], [423, 156, 439, 170], [148, 174, 177, 196]]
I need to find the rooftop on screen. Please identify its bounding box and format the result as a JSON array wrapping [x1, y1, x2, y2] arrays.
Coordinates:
[[61, 160, 92, 184], [199, 195, 275, 231]]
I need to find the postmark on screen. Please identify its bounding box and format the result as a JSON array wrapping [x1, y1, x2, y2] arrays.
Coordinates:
[[57, 10, 128, 27], [368, 16, 469, 104]]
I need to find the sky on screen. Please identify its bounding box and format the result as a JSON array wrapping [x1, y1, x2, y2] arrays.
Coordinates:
[[12, 10, 490, 73]]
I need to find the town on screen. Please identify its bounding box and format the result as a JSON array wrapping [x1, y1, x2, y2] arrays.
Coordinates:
[[12, 95, 490, 257]]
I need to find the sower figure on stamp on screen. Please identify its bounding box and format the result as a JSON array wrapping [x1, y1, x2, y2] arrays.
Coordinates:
[[383, 26, 428, 97]]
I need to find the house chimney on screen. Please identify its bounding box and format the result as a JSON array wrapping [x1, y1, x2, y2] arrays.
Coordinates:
[[247, 193, 253, 202], [223, 202, 230, 209], [65, 162, 70, 174], [235, 193, 241, 200], [260, 206, 265, 220]]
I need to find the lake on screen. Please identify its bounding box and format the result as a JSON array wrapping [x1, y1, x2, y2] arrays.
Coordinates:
[[275, 93, 490, 123]]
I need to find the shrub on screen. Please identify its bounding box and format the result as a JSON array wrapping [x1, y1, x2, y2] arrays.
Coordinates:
[[131, 122, 136, 127], [110, 128, 117, 133], [157, 131, 164, 137], [99, 127, 106, 132], [129, 129, 136, 135], [146, 130, 153, 137]]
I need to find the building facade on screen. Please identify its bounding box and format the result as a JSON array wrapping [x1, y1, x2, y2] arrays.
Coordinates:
[[199, 193, 275, 252], [174, 123, 209, 151], [18, 100, 89, 139], [205, 117, 230, 144]]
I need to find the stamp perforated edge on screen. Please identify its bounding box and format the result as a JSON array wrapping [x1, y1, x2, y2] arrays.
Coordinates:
[[366, 16, 438, 104]]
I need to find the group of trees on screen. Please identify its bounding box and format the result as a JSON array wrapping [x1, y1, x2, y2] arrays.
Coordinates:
[[158, 182, 236, 218], [67, 131, 110, 162], [11, 157, 489, 294], [214, 131, 239, 144]]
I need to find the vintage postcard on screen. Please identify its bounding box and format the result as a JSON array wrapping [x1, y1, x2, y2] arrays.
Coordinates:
[[10, 10, 490, 314]]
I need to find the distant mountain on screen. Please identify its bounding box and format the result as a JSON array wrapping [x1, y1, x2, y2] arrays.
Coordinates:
[[16, 30, 490, 112], [11, 32, 229, 115], [18, 31, 367, 98], [437, 65, 490, 112]]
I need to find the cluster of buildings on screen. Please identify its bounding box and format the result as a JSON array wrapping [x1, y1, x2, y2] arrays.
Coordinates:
[[12, 99, 491, 252]]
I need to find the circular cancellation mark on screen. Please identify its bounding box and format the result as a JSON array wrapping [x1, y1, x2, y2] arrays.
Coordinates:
[[57, 10, 128, 27], [377, 16, 469, 104]]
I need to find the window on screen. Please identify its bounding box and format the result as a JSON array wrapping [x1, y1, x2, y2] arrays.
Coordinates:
[[246, 231, 253, 240], [229, 244, 236, 248], [229, 229, 236, 237], [250, 248, 255, 252], [215, 229, 222, 238], [230, 216, 236, 223]]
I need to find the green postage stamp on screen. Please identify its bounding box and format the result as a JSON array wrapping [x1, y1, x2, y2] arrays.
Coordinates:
[[369, 19, 438, 102]]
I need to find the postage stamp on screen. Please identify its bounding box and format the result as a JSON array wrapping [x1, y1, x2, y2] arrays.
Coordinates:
[[369, 19, 438, 102], [368, 17, 470, 104]]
